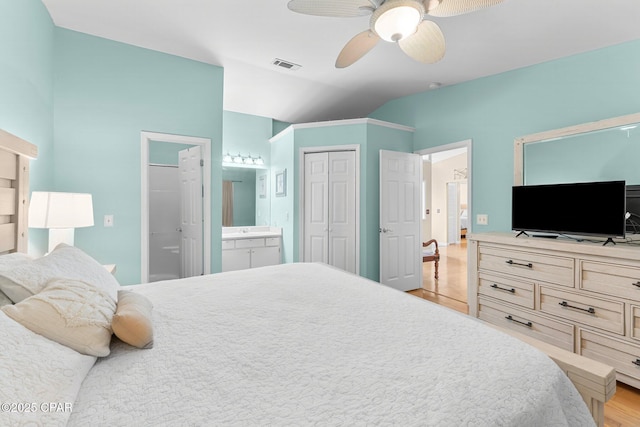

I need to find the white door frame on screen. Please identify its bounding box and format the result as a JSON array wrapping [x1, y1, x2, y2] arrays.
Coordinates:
[[298, 145, 360, 274], [416, 139, 472, 236], [141, 131, 211, 283], [416, 139, 472, 302]]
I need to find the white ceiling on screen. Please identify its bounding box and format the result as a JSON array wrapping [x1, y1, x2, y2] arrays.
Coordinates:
[[41, 0, 640, 124]]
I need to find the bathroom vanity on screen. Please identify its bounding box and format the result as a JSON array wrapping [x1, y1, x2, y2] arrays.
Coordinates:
[[221, 226, 282, 272]]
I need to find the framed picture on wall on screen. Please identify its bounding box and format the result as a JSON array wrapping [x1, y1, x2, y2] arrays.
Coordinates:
[[258, 174, 267, 198], [275, 169, 287, 197]]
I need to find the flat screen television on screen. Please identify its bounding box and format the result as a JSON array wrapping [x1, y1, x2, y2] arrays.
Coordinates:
[[512, 180, 627, 239]]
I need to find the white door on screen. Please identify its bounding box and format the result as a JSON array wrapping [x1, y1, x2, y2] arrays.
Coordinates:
[[328, 151, 356, 273], [303, 151, 357, 273], [179, 146, 203, 278], [304, 152, 329, 264], [447, 182, 460, 244], [379, 150, 422, 291]]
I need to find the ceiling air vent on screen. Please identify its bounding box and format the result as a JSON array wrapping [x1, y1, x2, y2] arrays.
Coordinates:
[[272, 58, 301, 71]]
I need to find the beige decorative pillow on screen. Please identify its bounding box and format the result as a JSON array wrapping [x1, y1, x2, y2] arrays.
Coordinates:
[[112, 290, 154, 349], [0, 244, 120, 303], [1, 278, 117, 357]]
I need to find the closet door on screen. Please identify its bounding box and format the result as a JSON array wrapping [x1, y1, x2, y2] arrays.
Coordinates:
[[328, 151, 356, 273], [303, 151, 357, 273], [304, 152, 330, 264]]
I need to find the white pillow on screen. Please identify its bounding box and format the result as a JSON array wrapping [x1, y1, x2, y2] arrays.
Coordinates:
[[0, 289, 12, 307], [0, 244, 119, 303], [2, 278, 117, 357], [0, 311, 96, 426], [0, 252, 33, 270]]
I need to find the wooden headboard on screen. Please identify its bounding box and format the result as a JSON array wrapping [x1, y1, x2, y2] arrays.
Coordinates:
[[0, 129, 38, 254]]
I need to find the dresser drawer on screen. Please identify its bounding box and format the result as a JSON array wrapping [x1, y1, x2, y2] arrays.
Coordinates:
[[540, 286, 624, 335], [580, 260, 640, 301], [235, 238, 265, 249], [222, 240, 236, 250], [478, 297, 574, 351], [478, 272, 534, 309], [478, 245, 574, 287], [630, 305, 640, 342], [579, 328, 640, 384]]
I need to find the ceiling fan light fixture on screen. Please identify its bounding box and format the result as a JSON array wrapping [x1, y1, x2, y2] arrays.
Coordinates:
[[372, 0, 424, 42]]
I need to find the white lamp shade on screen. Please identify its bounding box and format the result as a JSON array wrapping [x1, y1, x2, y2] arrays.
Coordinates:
[[29, 192, 94, 229]]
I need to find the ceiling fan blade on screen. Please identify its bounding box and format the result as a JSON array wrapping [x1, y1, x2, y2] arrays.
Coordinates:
[[427, 0, 505, 17], [398, 20, 445, 64], [287, 0, 373, 17], [335, 30, 380, 68]]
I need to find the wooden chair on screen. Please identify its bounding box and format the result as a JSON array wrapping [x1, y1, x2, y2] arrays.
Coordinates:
[[422, 239, 440, 280]]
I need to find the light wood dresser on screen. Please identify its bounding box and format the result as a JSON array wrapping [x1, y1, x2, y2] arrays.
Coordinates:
[[469, 232, 640, 389]]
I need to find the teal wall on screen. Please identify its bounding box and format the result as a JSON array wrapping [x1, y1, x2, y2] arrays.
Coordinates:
[[53, 28, 224, 285], [371, 40, 640, 233], [223, 111, 272, 165], [270, 130, 295, 263], [272, 120, 291, 136], [149, 141, 195, 166], [0, 0, 55, 254]]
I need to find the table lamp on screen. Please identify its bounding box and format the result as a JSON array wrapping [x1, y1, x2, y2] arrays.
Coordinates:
[[28, 191, 94, 252]]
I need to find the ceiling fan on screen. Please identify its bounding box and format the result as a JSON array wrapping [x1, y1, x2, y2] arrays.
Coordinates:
[[287, 0, 505, 68]]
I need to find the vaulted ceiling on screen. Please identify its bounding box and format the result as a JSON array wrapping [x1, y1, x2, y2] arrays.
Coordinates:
[[42, 0, 640, 124]]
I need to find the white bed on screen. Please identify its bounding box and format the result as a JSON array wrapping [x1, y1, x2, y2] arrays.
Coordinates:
[[66, 262, 594, 426], [0, 129, 614, 426]]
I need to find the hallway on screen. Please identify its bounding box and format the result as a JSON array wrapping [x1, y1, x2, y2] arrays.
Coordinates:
[[408, 240, 468, 314]]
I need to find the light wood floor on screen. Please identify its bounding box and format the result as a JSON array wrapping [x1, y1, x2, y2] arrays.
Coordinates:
[[407, 239, 640, 427]]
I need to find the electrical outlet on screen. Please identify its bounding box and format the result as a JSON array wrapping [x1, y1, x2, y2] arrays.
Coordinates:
[[104, 214, 114, 227], [476, 214, 488, 225]]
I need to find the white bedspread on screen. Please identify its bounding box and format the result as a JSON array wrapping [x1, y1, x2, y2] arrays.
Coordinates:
[[68, 263, 594, 426]]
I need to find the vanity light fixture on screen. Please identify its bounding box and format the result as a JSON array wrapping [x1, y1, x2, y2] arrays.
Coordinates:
[[222, 153, 267, 169]]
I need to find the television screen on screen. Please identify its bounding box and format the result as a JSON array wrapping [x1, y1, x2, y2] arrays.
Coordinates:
[[512, 180, 626, 238]]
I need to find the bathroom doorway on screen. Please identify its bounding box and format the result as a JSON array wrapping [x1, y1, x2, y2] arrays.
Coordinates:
[[140, 132, 211, 283]]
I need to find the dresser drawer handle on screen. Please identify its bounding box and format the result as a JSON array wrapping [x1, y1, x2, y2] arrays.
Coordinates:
[[558, 300, 595, 314], [505, 315, 532, 328], [505, 260, 533, 268], [632, 359, 640, 367], [633, 281, 640, 288], [491, 283, 515, 293]]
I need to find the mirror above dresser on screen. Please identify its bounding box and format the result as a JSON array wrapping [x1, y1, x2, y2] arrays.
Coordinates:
[[514, 112, 640, 186]]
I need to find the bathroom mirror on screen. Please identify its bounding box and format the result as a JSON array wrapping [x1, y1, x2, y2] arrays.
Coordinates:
[[222, 167, 270, 227], [515, 112, 640, 186]]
